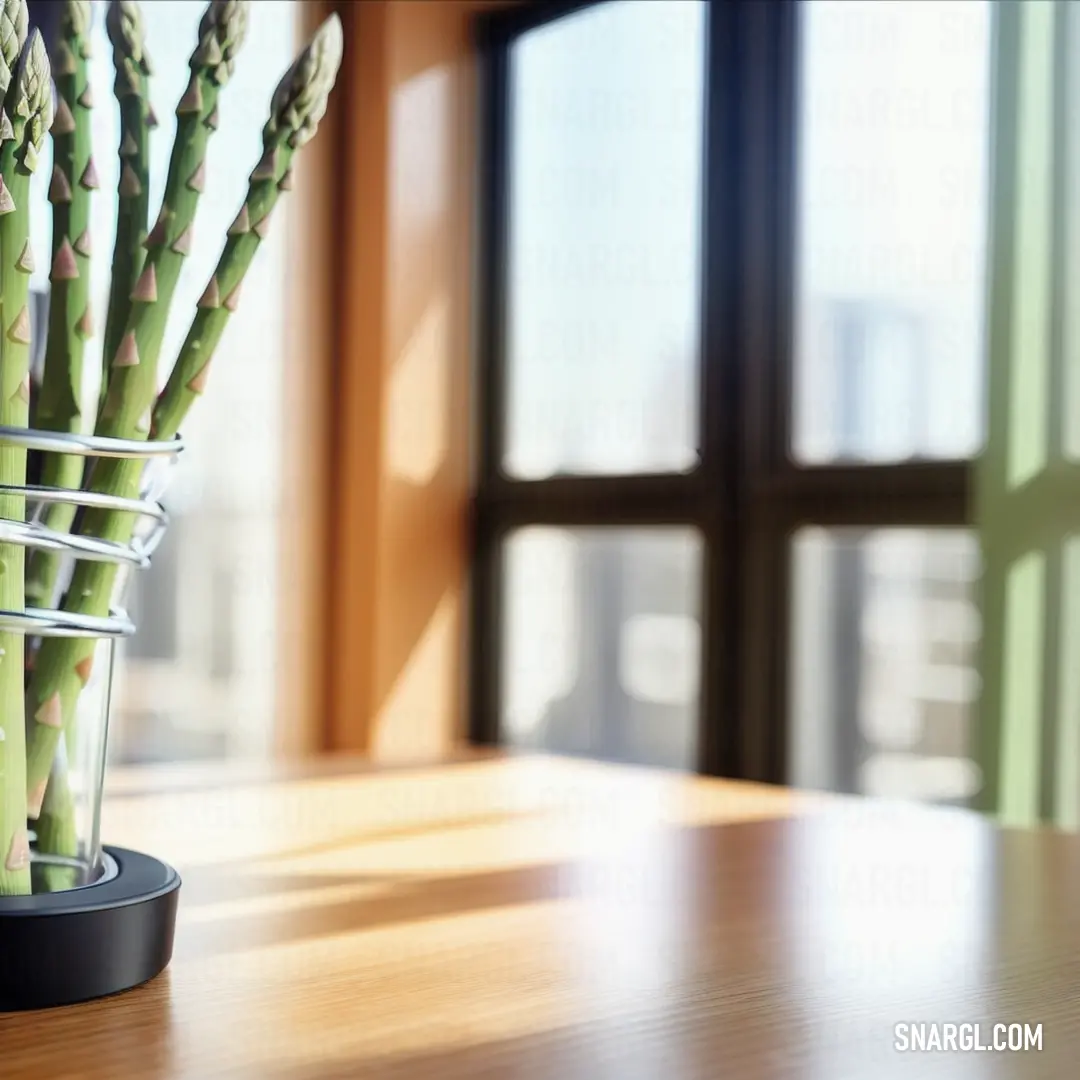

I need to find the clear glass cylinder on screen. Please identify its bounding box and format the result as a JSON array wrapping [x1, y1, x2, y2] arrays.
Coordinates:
[[22, 459, 172, 895]]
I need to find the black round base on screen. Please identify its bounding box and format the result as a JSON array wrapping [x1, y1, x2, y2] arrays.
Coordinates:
[[0, 846, 180, 1012]]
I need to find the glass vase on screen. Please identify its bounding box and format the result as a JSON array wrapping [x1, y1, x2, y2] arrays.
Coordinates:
[[14, 439, 176, 895]]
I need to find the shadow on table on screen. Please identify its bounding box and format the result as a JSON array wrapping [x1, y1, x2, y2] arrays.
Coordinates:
[[179, 807, 1065, 972], [177, 860, 576, 962], [175, 815, 814, 961]]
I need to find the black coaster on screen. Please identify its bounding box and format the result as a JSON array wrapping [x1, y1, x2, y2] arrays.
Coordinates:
[[0, 846, 180, 1012]]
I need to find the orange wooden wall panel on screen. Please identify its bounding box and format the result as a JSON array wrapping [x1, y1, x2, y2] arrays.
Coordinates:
[[273, 0, 342, 755], [329, 1, 508, 758]]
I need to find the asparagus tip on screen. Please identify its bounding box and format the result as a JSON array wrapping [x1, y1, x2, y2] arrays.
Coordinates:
[[194, 0, 250, 86], [6, 28, 53, 167], [265, 13, 344, 152], [107, 0, 152, 83], [0, 0, 28, 102], [62, 0, 93, 39]]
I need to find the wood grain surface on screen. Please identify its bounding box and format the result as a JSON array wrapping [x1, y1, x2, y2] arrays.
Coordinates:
[[1, 754, 1076, 1078]]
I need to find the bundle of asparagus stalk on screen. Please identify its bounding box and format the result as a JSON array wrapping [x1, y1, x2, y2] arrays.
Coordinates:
[[0, 0, 343, 895]]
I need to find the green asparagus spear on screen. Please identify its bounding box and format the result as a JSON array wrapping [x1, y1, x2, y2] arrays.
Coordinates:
[[23, 0, 251, 811], [0, 25, 51, 894], [23, 1, 93, 614], [26, 1, 153, 885], [154, 13, 344, 438], [32, 2, 155, 889], [101, 0, 152, 408], [0, 0, 28, 896]]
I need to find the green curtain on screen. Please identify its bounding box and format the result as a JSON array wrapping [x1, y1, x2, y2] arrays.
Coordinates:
[[976, 0, 1080, 827]]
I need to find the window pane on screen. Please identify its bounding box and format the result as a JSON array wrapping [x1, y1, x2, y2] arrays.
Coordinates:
[[32, 2, 298, 763], [789, 528, 981, 805], [791, 1, 991, 464], [1064, 3, 1080, 462], [504, 1, 705, 479], [502, 527, 702, 770]]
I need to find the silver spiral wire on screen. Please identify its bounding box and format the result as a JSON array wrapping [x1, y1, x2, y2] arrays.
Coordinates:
[[0, 427, 183, 639]]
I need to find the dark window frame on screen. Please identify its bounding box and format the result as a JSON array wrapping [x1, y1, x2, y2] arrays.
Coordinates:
[[470, 0, 972, 784]]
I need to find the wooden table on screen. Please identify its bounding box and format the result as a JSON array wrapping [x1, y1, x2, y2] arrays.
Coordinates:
[[1, 754, 1076, 1078]]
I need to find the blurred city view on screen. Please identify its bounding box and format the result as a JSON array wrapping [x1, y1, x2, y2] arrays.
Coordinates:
[[500, 0, 991, 804]]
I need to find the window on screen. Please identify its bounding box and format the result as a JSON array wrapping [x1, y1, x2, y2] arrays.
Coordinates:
[[29, 1, 299, 763], [503, 526, 704, 769], [474, 0, 989, 801], [792, 0, 990, 465], [503, 0, 705, 479]]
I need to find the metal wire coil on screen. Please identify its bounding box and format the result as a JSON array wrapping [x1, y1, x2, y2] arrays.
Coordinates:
[[0, 427, 183, 639]]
